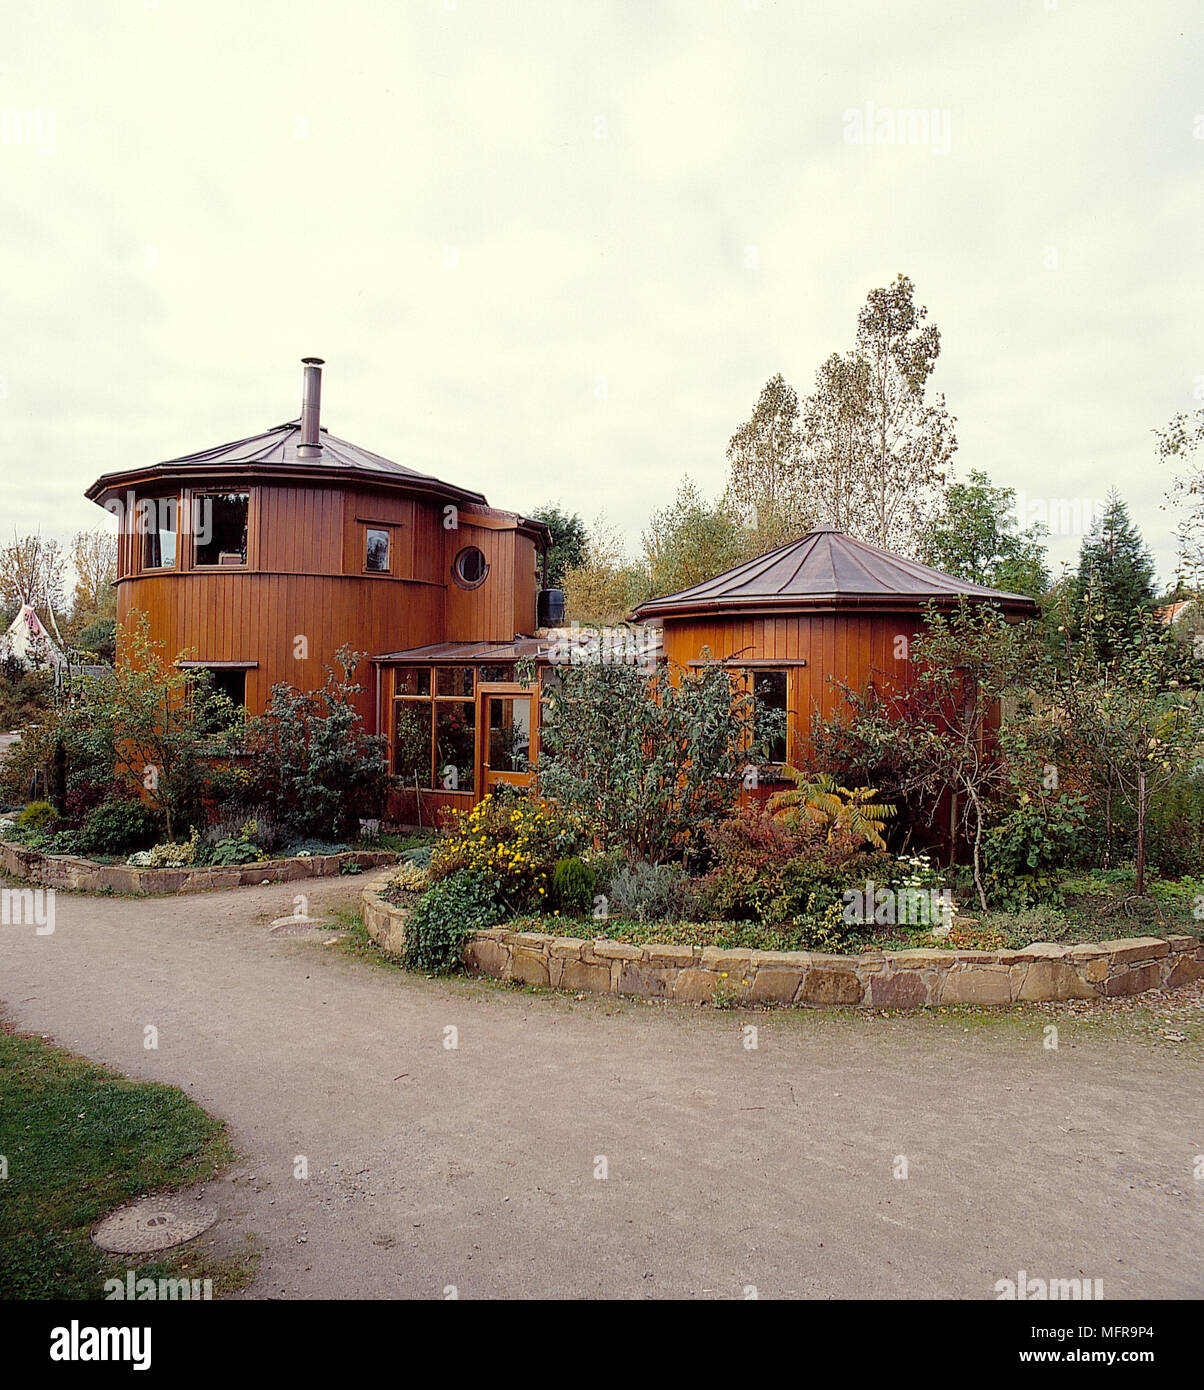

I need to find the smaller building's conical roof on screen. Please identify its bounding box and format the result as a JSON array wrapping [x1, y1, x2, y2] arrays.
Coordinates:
[[631, 527, 1039, 620]]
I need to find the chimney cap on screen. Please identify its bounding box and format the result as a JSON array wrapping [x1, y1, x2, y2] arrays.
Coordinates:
[[301, 356, 325, 366]]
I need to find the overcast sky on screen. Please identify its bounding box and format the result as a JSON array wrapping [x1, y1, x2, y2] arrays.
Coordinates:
[[3, 0, 1202, 587]]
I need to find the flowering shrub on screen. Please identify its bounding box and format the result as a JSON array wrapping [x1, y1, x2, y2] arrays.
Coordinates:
[[430, 792, 585, 913]]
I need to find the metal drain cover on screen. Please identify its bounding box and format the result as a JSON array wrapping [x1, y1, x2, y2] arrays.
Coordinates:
[[92, 1197, 218, 1253]]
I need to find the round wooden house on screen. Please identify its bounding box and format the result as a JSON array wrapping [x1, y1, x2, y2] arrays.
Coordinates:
[[630, 525, 1039, 766], [85, 360, 549, 732]]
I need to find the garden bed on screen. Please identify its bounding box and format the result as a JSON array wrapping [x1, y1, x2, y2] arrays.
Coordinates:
[[1, 838, 396, 895], [359, 886, 1204, 1009]]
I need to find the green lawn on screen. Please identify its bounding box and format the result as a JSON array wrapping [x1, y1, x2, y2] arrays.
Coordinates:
[[0, 1019, 253, 1299]]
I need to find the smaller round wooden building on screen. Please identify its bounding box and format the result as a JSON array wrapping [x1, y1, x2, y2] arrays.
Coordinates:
[[630, 525, 1039, 764]]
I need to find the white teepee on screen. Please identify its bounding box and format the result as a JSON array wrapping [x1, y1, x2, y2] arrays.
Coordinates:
[[0, 603, 66, 670]]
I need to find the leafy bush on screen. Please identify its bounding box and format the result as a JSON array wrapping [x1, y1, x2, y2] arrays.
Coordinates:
[[209, 819, 266, 866], [37, 829, 85, 856], [243, 647, 387, 841], [78, 798, 160, 856], [551, 857, 597, 915], [781, 900, 861, 953], [703, 808, 877, 918], [0, 664, 52, 730], [15, 801, 57, 833], [62, 775, 124, 825], [403, 871, 502, 974], [146, 827, 204, 868], [535, 656, 784, 861], [701, 805, 894, 939], [75, 616, 116, 662], [602, 861, 686, 922], [430, 793, 585, 913], [1147, 768, 1204, 879], [984, 790, 1087, 909]]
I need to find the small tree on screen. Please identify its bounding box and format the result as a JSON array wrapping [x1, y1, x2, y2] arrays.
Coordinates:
[[642, 477, 744, 599], [724, 372, 813, 551], [1068, 490, 1157, 666], [56, 612, 240, 838], [244, 647, 386, 840], [1049, 625, 1204, 896], [815, 600, 1038, 910], [918, 469, 1049, 598], [560, 516, 651, 625], [527, 503, 587, 589], [535, 657, 782, 862]]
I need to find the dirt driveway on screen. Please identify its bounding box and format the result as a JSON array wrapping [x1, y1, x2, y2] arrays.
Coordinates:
[[2, 874, 1201, 1299]]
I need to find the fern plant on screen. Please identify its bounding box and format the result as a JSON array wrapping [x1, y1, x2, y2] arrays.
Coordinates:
[[768, 769, 896, 852]]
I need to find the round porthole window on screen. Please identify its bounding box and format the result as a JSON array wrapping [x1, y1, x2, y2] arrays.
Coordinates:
[[453, 545, 489, 589]]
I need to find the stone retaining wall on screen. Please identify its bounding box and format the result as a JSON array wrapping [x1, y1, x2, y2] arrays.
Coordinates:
[[1, 839, 396, 895], [360, 887, 1204, 1008]]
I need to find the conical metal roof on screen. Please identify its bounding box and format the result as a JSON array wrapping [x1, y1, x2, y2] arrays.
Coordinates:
[[631, 527, 1039, 619], [86, 419, 487, 506]]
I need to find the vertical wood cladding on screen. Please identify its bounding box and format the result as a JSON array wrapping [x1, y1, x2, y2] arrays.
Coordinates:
[[659, 610, 926, 760], [114, 483, 539, 726]]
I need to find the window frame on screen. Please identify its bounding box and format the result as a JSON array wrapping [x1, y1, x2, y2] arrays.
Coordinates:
[[392, 665, 480, 794], [191, 489, 251, 569], [137, 493, 180, 573], [363, 524, 392, 575], [451, 545, 489, 590], [745, 666, 790, 766]]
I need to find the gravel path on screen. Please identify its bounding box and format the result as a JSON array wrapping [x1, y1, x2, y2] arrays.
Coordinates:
[[2, 874, 1201, 1299]]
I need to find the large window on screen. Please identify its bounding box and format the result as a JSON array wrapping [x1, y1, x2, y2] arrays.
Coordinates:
[[751, 669, 788, 764], [392, 666, 477, 793], [194, 492, 249, 567]]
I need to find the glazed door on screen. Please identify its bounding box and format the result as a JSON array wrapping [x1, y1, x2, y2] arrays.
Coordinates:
[[477, 683, 536, 796]]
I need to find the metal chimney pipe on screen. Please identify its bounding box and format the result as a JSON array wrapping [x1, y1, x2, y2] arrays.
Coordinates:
[[298, 357, 324, 457]]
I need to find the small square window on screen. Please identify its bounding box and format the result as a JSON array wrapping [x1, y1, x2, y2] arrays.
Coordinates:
[[437, 666, 474, 697], [394, 667, 431, 697], [366, 527, 390, 572]]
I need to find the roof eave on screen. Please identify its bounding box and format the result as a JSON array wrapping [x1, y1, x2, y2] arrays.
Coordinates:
[[85, 459, 488, 508], [630, 592, 1040, 621]]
